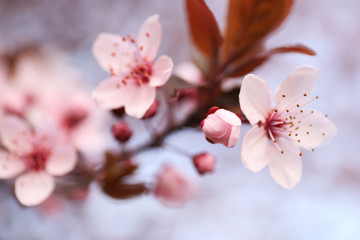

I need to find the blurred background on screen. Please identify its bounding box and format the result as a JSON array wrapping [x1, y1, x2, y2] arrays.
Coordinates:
[[0, 0, 360, 239]]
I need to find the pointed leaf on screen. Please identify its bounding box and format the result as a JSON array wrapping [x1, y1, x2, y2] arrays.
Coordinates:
[[226, 44, 316, 78], [222, 0, 293, 62], [186, 0, 222, 59]]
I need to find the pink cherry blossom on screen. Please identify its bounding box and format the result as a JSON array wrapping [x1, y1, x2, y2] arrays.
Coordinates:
[[0, 116, 77, 206], [153, 165, 196, 206], [92, 14, 174, 118], [239, 65, 337, 189], [201, 107, 242, 148]]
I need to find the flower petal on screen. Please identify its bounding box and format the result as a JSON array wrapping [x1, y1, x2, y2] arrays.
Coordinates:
[[0, 116, 32, 155], [268, 138, 302, 189], [137, 14, 162, 61], [15, 171, 55, 206], [202, 109, 241, 148], [275, 65, 318, 111], [149, 55, 173, 87], [124, 84, 156, 118], [239, 74, 273, 125], [240, 125, 272, 172], [46, 144, 77, 176], [92, 76, 156, 118], [173, 62, 205, 86], [92, 33, 136, 74], [0, 151, 25, 179], [92, 76, 129, 110], [289, 109, 337, 149]]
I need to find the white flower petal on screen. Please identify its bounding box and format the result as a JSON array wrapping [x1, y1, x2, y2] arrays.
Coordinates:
[[275, 65, 318, 111], [46, 144, 77, 176], [240, 125, 272, 172], [92, 76, 156, 118], [0, 116, 32, 155], [0, 151, 25, 179], [173, 62, 205, 86], [92, 76, 130, 110], [137, 14, 162, 61], [289, 109, 337, 149], [239, 74, 273, 125], [123, 84, 156, 119], [268, 138, 302, 189], [15, 171, 55, 206], [149, 55, 173, 87], [92, 33, 136, 74]]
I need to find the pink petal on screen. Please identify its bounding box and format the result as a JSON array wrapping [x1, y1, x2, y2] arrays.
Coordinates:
[[92, 76, 127, 110], [289, 109, 337, 150], [240, 125, 273, 172], [15, 171, 55, 206], [46, 144, 77, 176], [154, 165, 196, 206], [137, 14, 162, 61], [174, 62, 205, 86], [0, 151, 25, 179], [202, 114, 228, 139], [149, 55, 173, 87], [92, 76, 156, 118], [268, 138, 302, 189], [275, 65, 318, 112], [216, 109, 241, 147], [202, 109, 241, 148], [0, 116, 32, 155], [124, 83, 156, 118], [239, 74, 273, 125], [92, 33, 136, 74]]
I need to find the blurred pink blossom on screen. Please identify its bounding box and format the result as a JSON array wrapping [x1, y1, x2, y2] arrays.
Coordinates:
[[201, 107, 242, 148], [0, 116, 77, 206], [193, 152, 216, 175], [92, 14, 173, 118], [153, 165, 196, 206], [239, 65, 337, 189]]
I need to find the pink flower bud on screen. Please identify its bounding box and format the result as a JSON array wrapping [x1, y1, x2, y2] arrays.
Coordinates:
[[111, 121, 132, 143], [142, 100, 158, 119], [193, 152, 216, 175], [154, 165, 196, 206], [201, 107, 241, 148]]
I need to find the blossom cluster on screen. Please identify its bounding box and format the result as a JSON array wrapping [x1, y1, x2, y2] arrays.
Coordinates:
[[0, 3, 336, 209]]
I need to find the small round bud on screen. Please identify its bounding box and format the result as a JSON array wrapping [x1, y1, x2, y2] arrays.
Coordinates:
[[142, 100, 158, 119], [111, 121, 132, 143], [193, 152, 216, 175]]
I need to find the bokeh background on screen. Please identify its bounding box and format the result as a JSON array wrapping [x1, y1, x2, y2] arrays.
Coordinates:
[[0, 0, 360, 239]]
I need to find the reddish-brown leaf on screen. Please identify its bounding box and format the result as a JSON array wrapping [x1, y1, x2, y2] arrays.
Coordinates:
[[186, 0, 222, 59], [269, 44, 316, 56], [222, 0, 294, 63], [226, 44, 316, 78], [103, 182, 149, 199]]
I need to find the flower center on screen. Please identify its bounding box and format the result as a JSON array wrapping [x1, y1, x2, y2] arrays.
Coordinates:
[[62, 108, 88, 130], [24, 147, 50, 171]]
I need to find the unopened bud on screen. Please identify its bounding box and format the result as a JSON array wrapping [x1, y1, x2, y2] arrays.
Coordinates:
[[193, 152, 216, 175], [111, 121, 132, 143], [201, 107, 241, 148], [142, 100, 158, 119]]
